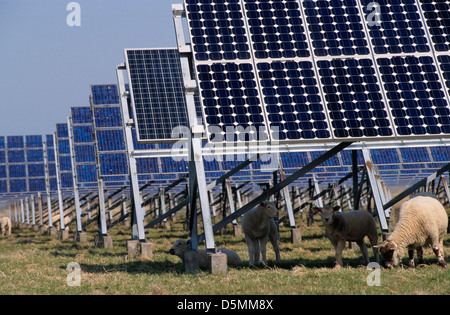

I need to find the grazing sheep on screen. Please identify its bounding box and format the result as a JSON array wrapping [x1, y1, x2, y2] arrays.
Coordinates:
[[314, 206, 379, 267], [0, 217, 12, 236], [374, 195, 448, 269], [241, 201, 281, 266], [169, 239, 243, 268]]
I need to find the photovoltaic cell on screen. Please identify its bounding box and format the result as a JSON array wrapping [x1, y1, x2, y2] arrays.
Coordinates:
[[126, 48, 192, 142], [418, 0, 450, 52], [377, 55, 450, 136], [301, 0, 369, 57], [243, 0, 310, 59], [362, 0, 430, 54], [317, 58, 393, 138]]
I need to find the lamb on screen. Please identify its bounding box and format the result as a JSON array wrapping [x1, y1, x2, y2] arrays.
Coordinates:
[[241, 201, 281, 266], [374, 195, 448, 269], [314, 206, 379, 267], [0, 217, 12, 236], [169, 239, 243, 268]]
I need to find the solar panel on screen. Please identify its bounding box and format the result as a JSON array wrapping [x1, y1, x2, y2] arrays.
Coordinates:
[[418, 0, 450, 52], [91, 85, 129, 187], [70, 107, 98, 185], [125, 48, 195, 143], [55, 123, 74, 189], [182, 0, 450, 144], [301, 0, 370, 57], [377, 55, 450, 136], [362, 0, 430, 54]]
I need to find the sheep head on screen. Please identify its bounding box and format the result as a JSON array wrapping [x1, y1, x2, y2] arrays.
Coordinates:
[[314, 205, 341, 225], [374, 240, 400, 269], [259, 201, 279, 218]]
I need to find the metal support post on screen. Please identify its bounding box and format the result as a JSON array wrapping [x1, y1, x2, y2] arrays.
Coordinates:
[[117, 64, 146, 242]]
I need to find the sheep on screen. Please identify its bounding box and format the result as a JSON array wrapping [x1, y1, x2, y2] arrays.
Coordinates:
[[241, 201, 281, 266], [169, 239, 243, 268], [0, 217, 12, 236], [314, 206, 379, 267], [374, 195, 448, 269]]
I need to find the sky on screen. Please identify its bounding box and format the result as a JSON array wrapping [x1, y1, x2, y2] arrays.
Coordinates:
[[0, 0, 180, 137]]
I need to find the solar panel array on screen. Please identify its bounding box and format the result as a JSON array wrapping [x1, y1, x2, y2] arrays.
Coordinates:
[[184, 0, 450, 144]]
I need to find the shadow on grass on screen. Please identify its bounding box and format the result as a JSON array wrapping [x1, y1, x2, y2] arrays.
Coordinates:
[[63, 259, 184, 275]]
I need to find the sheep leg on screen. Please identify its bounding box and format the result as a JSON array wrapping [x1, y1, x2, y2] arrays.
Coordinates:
[[260, 238, 268, 266], [356, 240, 369, 265], [335, 240, 346, 267], [368, 233, 380, 264], [407, 245, 415, 268], [269, 229, 281, 264], [416, 246, 424, 265], [433, 240, 447, 268], [245, 236, 258, 266]]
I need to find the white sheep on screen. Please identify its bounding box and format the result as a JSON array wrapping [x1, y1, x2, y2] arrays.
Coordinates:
[[0, 217, 12, 236], [314, 206, 379, 267], [169, 239, 243, 268], [241, 201, 281, 266], [374, 195, 448, 269]]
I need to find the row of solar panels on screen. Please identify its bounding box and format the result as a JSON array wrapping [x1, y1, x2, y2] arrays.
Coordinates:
[[1, 0, 450, 201]]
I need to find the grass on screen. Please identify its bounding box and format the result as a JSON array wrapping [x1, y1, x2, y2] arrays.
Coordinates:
[[0, 213, 449, 295]]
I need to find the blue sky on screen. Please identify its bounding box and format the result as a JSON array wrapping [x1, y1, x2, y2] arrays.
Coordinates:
[[0, 0, 180, 136]]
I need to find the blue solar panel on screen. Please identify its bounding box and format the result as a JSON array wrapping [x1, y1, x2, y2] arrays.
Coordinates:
[[71, 108, 98, 185], [93, 107, 123, 128], [8, 150, 25, 163], [96, 130, 126, 152], [437, 55, 450, 96], [318, 58, 394, 139], [91, 84, 120, 105], [196, 62, 269, 142], [185, 0, 251, 61], [302, 0, 370, 57], [99, 153, 128, 176], [362, 0, 430, 54], [400, 147, 431, 163], [72, 107, 93, 124], [126, 48, 196, 142], [244, 0, 309, 59], [257, 60, 330, 141], [419, 0, 450, 52], [377, 55, 450, 136], [7, 136, 24, 149]]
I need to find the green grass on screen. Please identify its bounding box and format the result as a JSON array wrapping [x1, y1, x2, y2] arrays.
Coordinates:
[[0, 215, 448, 295]]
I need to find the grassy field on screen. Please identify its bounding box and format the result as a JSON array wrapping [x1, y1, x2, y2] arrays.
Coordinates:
[[0, 212, 449, 295]]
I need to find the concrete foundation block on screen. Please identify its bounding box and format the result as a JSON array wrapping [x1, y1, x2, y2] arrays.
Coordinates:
[[47, 226, 57, 236], [94, 235, 113, 249], [208, 252, 228, 274], [127, 240, 140, 258], [58, 229, 69, 241], [183, 249, 199, 274], [290, 228, 302, 244], [233, 224, 242, 236], [140, 242, 153, 259], [74, 231, 88, 243]]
